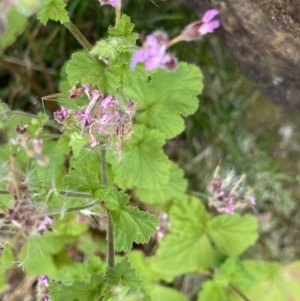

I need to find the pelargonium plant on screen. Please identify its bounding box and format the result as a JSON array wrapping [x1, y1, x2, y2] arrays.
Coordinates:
[[0, 1, 298, 301]]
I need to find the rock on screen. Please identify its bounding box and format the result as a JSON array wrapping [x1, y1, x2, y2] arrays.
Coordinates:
[[179, 0, 300, 110]]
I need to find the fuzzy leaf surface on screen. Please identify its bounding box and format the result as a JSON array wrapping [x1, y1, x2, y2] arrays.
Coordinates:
[[207, 214, 258, 256], [37, 0, 69, 25], [123, 63, 203, 138], [112, 125, 171, 189], [104, 189, 158, 252]]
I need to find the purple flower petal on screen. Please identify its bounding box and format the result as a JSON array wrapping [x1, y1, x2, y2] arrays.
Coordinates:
[[198, 20, 220, 35], [202, 9, 219, 23]]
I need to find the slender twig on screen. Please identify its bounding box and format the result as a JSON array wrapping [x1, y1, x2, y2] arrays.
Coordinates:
[[101, 147, 115, 268], [63, 21, 108, 67], [0, 57, 46, 96], [25, 27, 55, 93]]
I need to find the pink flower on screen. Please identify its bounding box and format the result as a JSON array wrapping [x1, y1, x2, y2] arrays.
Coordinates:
[[38, 275, 49, 287], [181, 9, 220, 41], [90, 135, 99, 147], [100, 113, 112, 125], [130, 31, 177, 71], [37, 216, 53, 235], [54, 106, 68, 123]]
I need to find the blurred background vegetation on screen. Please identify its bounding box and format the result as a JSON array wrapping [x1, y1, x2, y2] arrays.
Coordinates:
[[1, 0, 300, 266]]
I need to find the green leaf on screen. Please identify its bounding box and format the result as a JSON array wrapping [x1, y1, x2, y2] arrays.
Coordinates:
[[66, 51, 103, 86], [37, 0, 69, 25], [69, 132, 89, 157], [49, 274, 107, 301], [108, 15, 138, 44], [127, 251, 173, 283], [197, 281, 227, 301], [106, 258, 142, 292], [63, 164, 110, 199], [0, 7, 27, 49], [65, 51, 120, 94], [90, 38, 131, 62], [152, 196, 212, 277], [241, 261, 286, 301], [207, 214, 258, 256], [123, 63, 203, 138], [112, 124, 171, 189], [104, 189, 158, 252], [152, 285, 188, 301], [57, 255, 106, 282], [214, 257, 253, 290], [27, 112, 49, 136], [136, 162, 187, 204], [19, 234, 73, 277]]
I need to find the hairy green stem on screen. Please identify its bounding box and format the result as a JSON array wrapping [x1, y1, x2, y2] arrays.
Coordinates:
[[63, 21, 107, 67], [101, 147, 115, 268], [63, 21, 92, 52]]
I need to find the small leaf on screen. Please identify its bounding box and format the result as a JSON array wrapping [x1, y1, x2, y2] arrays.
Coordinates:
[[104, 189, 158, 252], [106, 258, 141, 292], [108, 15, 138, 44], [63, 164, 110, 199], [214, 257, 253, 290], [197, 281, 227, 301], [208, 214, 258, 256], [112, 124, 171, 189], [49, 274, 107, 301], [27, 112, 49, 136], [37, 0, 69, 25]]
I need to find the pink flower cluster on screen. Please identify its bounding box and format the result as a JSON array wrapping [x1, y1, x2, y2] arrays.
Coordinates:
[[130, 9, 220, 71], [207, 168, 256, 214], [54, 84, 138, 158]]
